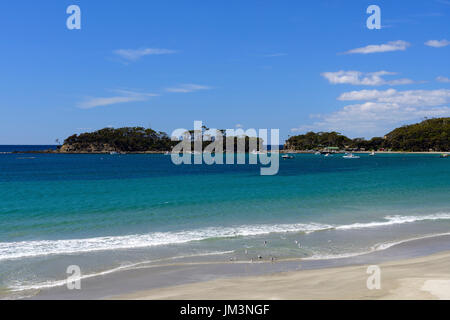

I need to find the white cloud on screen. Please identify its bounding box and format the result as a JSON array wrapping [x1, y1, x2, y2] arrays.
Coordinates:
[[388, 78, 417, 85], [376, 89, 450, 107], [344, 40, 410, 54], [337, 89, 398, 101], [437, 76, 450, 83], [78, 90, 158, 109], [338, 89, 450, 106], [425, 40, 450, 48], [165, 84, 212, 93], [321, 71, 416, 86], [114, 48, 177, 61], [292, 89, 450, 136]]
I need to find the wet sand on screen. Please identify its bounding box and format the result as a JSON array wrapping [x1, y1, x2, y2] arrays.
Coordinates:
[[113, 251, 450, 300], [28, 234, 450, 300]]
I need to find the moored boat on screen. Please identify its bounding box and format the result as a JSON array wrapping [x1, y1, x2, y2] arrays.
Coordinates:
[[343, 153, 360, 159]]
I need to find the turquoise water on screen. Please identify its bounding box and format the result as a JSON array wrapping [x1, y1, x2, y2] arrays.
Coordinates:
[[0, 153, 449, 297]]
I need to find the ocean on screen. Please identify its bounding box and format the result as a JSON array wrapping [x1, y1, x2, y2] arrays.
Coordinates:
[[0, 151, 449, 298], [0, 145, 57, 153]]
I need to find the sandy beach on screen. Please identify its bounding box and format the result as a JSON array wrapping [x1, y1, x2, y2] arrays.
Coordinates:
[[112, 251, 450, 300]]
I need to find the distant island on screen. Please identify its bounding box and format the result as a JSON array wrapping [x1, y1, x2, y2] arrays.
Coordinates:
[[285, 117, 450, 152], [59, 127, 174, 153], [55, 126, 263, 154], [14, 117, 450, 154]]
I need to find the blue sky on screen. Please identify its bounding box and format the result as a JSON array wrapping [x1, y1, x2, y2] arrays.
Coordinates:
[[0, 0, 449, 144]]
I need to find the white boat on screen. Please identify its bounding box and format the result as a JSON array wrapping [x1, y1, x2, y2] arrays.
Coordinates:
[[282, 154, 294, 159], [369, 151, 375, 156], [324, 153, 331, 157], [109, 151, 119, 155], [314, 151, 321, 155], [441, 153, 449, 158], [343, 153, 360, 159]]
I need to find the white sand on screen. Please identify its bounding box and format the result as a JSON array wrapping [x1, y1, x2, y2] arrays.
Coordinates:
[[112, 251, 450, 300]]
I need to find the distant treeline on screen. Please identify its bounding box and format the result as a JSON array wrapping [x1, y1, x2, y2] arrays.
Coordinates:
[[61, 127, 264, 153], [285, 118, 450, 152], [61, 118, 449, 153], [63, 127, 173, 152]]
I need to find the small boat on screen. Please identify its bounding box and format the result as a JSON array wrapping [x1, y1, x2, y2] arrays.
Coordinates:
[[109, 151, 119, 155], [314, 151, 321, 155], [282, 154, 294, 159], [440, 153, 449, 158], [324, 153, 331, 157], [164, 151, 170, 155], [369, 151, 375, 156], [343, 153, 360, 159]]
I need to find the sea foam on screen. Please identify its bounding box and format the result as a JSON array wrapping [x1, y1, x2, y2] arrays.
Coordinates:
[[0, 223, 331, 261], [1, 213, 450, 261]]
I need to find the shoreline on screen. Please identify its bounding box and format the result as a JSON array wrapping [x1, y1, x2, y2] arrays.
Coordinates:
[[281, 150, 450, 154], [28, 233, 450, 300], [8, 150, 450, 155], [112, 250, 450, 300]]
